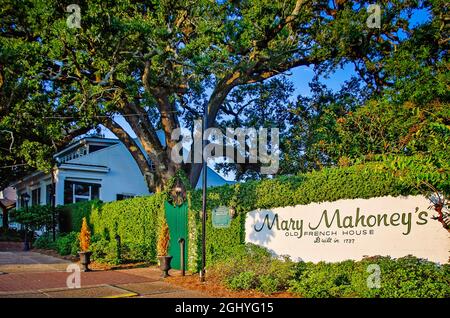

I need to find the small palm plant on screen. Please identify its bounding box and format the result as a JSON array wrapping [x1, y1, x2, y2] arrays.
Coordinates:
[[157, 215, 172, 277], [157, 216, 170, 256], [79, 217, 91, 252], [78, 217, 92, 271]]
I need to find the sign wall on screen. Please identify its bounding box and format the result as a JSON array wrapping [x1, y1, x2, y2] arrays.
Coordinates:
[[245, 195, 450, 263]]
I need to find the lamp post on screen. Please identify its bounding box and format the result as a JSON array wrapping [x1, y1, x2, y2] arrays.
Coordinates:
[[21, 193, 30, 251], [51, 170, 56, 242], [200, 106, 208, 282]]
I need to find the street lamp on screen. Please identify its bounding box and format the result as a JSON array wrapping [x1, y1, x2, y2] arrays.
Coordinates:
[[21, 193, 30, 251], [200, 106, 208, 282]]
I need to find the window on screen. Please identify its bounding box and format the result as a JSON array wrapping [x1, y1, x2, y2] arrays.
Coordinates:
[[116, 194, 135, 201], [89, 145, 108, 153], [19, 193, 26, 208], [31, 188, 41, 206], [64, 181, 101, 204]]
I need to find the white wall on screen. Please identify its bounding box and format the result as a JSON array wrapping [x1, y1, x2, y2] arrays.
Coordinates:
[[64, 143, 150, 203], [245, 195, 450, 264]]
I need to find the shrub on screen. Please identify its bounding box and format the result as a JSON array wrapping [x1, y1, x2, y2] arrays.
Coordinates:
[[288, 261, 356, 298], [353, 256, 450, 298], [257, 275, 280, 294], [211, 245, 450, 298], [288, 256, 450, 298], [0, 228, 23, 242], [226, 271, 258, 291], [33, 234, 55, 249], [11, 205, 53, 230], [210, 244, 296, 295], [55, 232, 79, 256]]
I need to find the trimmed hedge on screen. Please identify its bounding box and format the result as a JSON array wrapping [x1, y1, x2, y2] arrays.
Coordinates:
[[89, 195, 165, 264], [191, 162, 422, 268], [58, 200, 101, 233], [289, 256, 450, 298], [210, 244, 450, 297], [58, 158, 449, 270]]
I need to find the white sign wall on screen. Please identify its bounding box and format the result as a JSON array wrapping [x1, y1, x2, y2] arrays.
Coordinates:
[[245, 195, 450, 264]]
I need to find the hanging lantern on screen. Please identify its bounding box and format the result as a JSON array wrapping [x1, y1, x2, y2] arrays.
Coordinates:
[[229, 206, 236, 218], [170, 178, 186, 205]]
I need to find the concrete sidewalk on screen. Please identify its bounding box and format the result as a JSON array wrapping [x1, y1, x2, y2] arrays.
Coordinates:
[[0, 251, 70, 273], [0, 268, 206, 298], [0, 249, 206, 298]]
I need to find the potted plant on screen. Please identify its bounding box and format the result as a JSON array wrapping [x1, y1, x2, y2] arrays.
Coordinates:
[[78, 217, 92, 272], [157, 215, 172, 277]]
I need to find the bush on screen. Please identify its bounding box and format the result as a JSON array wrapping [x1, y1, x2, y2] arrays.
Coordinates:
[[0, 228, 23, 242], [34, 234, 56, 250], [55, 232, 79, 256], [211, 245, 450, 298], [288, 256, 450, 298], [288, 261, 356, 298], [226, 271, 258, 290], [258, 275, 280, 294], [210, 244, 296, 295]]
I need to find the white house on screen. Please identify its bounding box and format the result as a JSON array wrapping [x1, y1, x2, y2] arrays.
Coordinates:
[[11, 136, 233, 209]]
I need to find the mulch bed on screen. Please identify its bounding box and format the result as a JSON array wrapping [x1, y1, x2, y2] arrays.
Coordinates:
[[166, 273, 296, 298]]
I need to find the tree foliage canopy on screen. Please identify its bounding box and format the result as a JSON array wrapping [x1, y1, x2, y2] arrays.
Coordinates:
[[0, 0, 448, 191]]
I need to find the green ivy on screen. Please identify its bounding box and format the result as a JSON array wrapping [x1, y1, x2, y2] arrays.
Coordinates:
[[56, 157, 449, 271], [89, 194, 165, 264], [58, 200, 101, 232]]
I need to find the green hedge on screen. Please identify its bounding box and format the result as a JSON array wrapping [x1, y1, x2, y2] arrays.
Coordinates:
[[190, 162, 421, 268], [90, 194, 165, 264], [57, 157, 449, 270], [210, 244, 450, 297], [289, 256, 450, 298], [58, 200, 101, 232]]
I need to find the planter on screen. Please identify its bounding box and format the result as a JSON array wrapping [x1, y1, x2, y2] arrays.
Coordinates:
[[78, 251, 92, 272], [158, 255, 173, 278]]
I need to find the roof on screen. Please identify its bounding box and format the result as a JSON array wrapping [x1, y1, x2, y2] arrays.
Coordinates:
[[0, 198, 15, 210], [53, 137, 119, 159]]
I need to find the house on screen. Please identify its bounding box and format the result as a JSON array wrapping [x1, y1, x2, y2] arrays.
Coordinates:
[[10, 136, 233, 209], [0, 187, 16, 228]]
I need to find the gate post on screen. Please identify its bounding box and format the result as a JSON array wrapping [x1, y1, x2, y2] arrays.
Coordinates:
[[178, 238, 185, 276]]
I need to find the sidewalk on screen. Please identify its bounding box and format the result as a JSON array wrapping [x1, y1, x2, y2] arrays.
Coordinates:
[[0, 268, 206, 298], [0, 249, 206, 298]]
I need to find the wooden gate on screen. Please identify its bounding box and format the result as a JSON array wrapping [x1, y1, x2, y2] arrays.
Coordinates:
[[164, 201, 188, 270]]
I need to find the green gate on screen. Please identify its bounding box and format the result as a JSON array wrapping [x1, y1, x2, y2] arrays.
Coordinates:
[[164, 201, 188, 270]]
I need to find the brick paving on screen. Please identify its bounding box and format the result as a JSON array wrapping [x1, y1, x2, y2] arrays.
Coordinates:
[[0, 249, 207, 298], [0, 270, 156, 293]]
